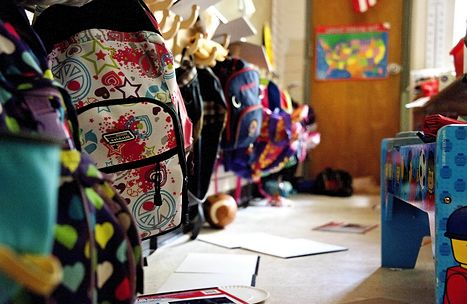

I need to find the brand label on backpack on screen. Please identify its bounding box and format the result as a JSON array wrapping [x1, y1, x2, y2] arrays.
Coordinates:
[[103, 130, 136, 145]]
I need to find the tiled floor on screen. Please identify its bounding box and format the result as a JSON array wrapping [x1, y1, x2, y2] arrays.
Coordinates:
[[143, 194, 435, 304]]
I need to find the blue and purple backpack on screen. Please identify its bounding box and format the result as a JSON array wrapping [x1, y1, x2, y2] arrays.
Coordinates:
[[212, 58, 263, 179]]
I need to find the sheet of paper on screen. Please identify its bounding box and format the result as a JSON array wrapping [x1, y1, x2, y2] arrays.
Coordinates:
[[241, 235, 347, 258], [197, 232, 244, 249], [156, 272, 255, 293], [176, 253, 259, 274], [313, 221, 378, 234], [199, 232, 347, 258]]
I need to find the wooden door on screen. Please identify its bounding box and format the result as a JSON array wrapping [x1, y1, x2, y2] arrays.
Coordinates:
[[309, 0, 405, 183]]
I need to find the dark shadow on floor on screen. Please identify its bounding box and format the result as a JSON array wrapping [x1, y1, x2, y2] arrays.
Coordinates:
[[337, 267, 435, 304]]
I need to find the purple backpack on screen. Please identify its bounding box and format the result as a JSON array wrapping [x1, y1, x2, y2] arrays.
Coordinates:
[[251, 80, 296, 179]]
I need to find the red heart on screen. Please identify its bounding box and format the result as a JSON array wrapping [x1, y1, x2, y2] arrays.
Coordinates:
[[115, 278, 131, 301], [115, 183, 126, 193]]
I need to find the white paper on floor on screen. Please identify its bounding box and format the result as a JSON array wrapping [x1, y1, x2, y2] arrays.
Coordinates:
[[157, 253, 260, 293], [176, 252, 259, 274], [157, 272, 256, 293], [198, 232, 348, 258]]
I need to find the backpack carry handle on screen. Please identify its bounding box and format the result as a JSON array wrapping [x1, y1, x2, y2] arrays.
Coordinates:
[[266, 80, 283, 110], [33, 0, 161, 53], [21, 86, 82, 151]]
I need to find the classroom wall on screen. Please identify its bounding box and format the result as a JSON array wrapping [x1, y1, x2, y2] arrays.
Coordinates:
[[215, 0, 307, 102], [272, 0, 307, 103], [214, 0, 271, 45]]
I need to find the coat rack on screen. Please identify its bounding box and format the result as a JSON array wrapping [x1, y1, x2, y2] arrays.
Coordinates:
[[145, 0, 230, 67]]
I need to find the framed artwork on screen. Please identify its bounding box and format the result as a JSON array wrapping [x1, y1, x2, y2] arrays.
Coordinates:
[[315, 23, 389, 80]]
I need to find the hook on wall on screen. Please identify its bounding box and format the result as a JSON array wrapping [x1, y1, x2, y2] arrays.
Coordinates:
[[180, 5, 200, 30], [158, 9, 169, 28], [215, 33, 230, 49], [146, 0, 175, 13], [186, 32, 203, 55], [194, 46, 218, 67], [161, 14, 182, 40]]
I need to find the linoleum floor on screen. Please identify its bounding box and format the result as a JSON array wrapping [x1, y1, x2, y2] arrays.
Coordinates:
[[143, 194, 435, 304]]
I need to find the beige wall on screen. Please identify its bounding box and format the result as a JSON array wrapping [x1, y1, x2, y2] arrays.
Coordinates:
[[214, 1, 462, 111], [271, 0, 307, 102], [214, 0, 271, 45], [410, 0, 427, 70], [246, 0, 271, 45]]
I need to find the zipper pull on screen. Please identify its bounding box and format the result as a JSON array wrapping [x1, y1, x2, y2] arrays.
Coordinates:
[[154, 163, 163, 206]]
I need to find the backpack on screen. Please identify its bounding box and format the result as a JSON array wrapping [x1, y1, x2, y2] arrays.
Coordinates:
[[291, 102, 319, 163], [176, 55, 204, 146], [251, 80, 296, 180], [313, 168, 353, 197], [175, 55, 205, 238], [212, 58, 262, 179], [196, 67, 227, 198], [34, 0, 191, 240], [184, 67, 228, 236], [176, 63, 227, 238], [0, 2, 143, 302]]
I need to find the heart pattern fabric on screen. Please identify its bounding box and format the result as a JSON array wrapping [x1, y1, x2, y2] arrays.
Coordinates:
[[50, 151, 144, 303]]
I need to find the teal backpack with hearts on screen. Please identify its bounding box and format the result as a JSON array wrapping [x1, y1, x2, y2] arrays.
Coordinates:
[[0, 1, 143, 303]]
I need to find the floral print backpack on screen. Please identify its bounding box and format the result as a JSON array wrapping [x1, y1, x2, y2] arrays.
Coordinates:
[[34, 0, 192, 241]]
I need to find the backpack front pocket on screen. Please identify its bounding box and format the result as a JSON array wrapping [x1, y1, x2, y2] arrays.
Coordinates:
[[77, 98, 186, 239], [233, 104, 263, 149]]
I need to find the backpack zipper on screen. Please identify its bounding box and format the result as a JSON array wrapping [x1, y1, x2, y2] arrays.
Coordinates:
[[98, 148, 177, 174], [76, 97, 186, 175], [154, 162, 162, 207]]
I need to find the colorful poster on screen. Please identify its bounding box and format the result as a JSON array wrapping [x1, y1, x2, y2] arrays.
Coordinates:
[[315, 24, 389, 80]]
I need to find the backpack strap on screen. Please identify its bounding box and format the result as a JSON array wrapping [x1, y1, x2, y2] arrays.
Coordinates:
[[21, 87, 75, 146], [233, 175, 242, 205], [0, 246, 62, 297]]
